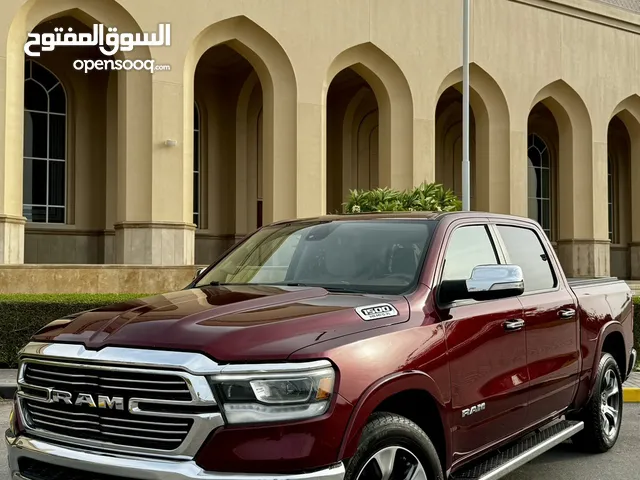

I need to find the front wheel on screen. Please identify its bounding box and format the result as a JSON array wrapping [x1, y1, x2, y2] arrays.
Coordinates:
[[571, 352, 623, 453], [344, 412, 444, 480]]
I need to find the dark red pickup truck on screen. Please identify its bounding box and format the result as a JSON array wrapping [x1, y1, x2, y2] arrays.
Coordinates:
[[6, 212, 636, 480]]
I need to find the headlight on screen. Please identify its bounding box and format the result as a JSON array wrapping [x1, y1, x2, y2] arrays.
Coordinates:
[[210, 364, 335, 424]]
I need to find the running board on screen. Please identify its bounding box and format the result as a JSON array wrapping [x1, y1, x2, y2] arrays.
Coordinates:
[[450, 419, 584, 480]]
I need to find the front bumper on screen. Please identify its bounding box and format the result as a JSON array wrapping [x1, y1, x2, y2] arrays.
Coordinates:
[[629, 348, 637, 379], [6, 431, 346, 480]]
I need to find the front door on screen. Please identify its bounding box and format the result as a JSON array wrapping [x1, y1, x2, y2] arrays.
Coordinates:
[[493, 223, 579, 426], [436, 223, 530, 464]]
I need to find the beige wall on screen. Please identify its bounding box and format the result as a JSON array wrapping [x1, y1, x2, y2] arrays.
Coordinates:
[[1, 0, 640, 278], [0, 265, 204, 294]]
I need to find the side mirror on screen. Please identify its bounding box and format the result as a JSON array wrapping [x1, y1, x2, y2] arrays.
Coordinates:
[[439, 264, 524, 304], [193, 267, 206, 280], [466, 264, 524, 301]]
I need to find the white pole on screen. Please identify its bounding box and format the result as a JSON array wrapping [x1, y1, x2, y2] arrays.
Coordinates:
[[462, 0, 471, 211]]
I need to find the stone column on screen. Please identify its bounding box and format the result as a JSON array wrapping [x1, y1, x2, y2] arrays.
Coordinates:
[[297, 101, 326, 218], [556, 137, 610, 277], [114, 61, 194, 265], [508, 129, 528, 218], [0, 54, 26, 264], [114, 222, 194, 265]]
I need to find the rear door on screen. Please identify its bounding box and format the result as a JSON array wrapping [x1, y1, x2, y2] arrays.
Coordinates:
[[436, 222, 530, 462], [493, 223, 580, 427]]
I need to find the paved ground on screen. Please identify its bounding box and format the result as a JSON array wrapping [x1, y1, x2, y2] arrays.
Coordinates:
[[626, 372, 640, 388], [503, 404, 640, 480], [2, 400, 13, 480], [0, 372, 14, 386], [0, 401, 637, 480]]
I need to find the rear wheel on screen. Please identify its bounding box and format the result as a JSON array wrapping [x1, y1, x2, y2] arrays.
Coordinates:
[[344, 412, 444, 480], [571, 352, 623, 453]]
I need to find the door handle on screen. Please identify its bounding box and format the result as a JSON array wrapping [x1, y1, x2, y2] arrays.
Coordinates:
[[558, 309, 576, 319], [503, 319, 525, 331]]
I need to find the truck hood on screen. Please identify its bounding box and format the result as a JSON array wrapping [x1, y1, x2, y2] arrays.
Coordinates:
[[31, 285, 411, 362]]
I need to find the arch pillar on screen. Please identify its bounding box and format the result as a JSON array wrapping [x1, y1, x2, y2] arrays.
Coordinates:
[[114, 68, 195, 265], [0, 54, 26, 263]]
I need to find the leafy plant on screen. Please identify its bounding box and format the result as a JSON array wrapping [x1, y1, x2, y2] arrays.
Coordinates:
[[342, 182, 461, 214], [0, 293, 151, 368]]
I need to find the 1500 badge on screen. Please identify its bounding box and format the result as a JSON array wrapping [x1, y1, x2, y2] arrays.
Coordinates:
[[355, 303, 399, 321]]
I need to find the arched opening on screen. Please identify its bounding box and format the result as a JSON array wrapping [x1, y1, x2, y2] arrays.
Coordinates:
[[526, 103, 558, 242], [324, 44, 413, 214], [183, 16, 297, 249], [326, 68, 380, 213], [185, 17, 298, 265], [434, 87, 477, 210], [527, 81, 599, 277], [4, 0, 154, 265], [607, 114, 634, 279], [434, 64, 510, 213], [22, 15, 115, 263], [192, 44, 264, 265]]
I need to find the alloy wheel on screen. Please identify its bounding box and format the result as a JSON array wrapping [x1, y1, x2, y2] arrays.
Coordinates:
[[600, 368, 621, 441], [355, 446, 428, 480]]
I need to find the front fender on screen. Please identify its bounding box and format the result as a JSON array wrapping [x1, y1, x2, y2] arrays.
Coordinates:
[[338, 370, 450, 461]]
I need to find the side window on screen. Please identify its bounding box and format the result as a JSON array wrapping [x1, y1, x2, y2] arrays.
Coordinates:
[[496, 225, 556, 292], [442, 225, 499, 281]]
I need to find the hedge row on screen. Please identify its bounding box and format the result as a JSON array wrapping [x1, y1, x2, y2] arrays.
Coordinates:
[[0, 294, 149, 368], [0, 294, 639, 370]]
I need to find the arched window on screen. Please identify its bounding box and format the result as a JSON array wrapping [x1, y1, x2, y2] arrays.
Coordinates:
[[23, 60, 67, 223], [527, 133, 551, 238], [194, 102, 201, 228], [607, 155, 615, 243]]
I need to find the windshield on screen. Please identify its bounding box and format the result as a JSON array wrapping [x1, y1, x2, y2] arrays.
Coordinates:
[[195, 219, 436, 295]]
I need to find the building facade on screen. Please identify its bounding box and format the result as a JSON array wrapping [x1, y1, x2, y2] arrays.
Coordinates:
[[1, 0, 640, 281]]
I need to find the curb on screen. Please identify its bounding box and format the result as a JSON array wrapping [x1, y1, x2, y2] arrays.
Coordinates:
[[623, 387, 640, 403]]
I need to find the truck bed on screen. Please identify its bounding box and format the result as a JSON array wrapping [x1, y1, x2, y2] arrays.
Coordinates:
[[566, 277, 623, 289]]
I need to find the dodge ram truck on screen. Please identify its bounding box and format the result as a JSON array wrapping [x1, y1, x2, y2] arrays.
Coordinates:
[[5, 211, 636, 480]]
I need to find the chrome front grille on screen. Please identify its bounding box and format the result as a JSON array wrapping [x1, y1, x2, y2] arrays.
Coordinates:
[[23, 362, 193, 402], [16, 347, 224, 459], [23, 399, 194, 450]]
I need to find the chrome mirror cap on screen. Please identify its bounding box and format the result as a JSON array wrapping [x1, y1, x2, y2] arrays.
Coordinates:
[[466, 264, 524, 295]]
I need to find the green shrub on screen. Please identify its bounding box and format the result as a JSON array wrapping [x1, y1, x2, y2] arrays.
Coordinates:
[[0, 294, 149, 368], [343, 182, 462, 214]]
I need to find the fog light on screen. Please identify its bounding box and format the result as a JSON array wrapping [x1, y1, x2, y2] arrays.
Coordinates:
[[8, 405, 17, 436]]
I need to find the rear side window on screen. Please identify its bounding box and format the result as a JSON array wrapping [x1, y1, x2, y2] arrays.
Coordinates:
[[442, 225, 499, 281], [496, 225, 556, 292]]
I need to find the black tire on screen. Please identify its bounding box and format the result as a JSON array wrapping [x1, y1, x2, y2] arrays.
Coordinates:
[[344, 412, 444, 480], [571, 352, 623, 453]]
